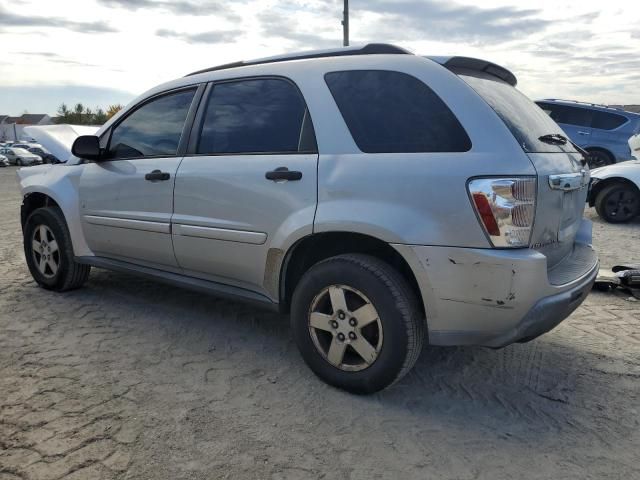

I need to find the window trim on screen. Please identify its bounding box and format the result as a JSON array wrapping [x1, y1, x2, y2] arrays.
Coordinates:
[[103, 84, 205, 162], [186, 75, 318, 157], [324, 69, 472, 154]]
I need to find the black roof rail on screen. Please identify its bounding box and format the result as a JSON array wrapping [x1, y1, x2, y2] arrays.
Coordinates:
[[185, 43, 413, 77]]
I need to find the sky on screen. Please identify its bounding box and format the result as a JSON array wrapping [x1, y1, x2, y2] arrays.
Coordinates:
[[0, 0, 639, 116]]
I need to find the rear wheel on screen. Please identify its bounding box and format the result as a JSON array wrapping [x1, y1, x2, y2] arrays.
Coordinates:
[[23, 207, 91, 291], [291, 254, 424, 394], [16, 158, 23, 166], [587, 149, 614, 168], [595, 183, 640, 223]]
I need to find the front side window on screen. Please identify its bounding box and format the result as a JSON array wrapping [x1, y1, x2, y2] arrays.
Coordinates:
[[107, 88, 196, 159], [325, 70, 471, 153], [198, 78, 314, 154]]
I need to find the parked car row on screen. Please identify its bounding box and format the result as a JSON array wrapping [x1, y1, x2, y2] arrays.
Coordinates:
[[536, 99, 640, 167], [0, 147, 43, 166], [0, 141, 60, 165]]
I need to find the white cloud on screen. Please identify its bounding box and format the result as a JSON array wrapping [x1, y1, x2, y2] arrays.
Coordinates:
[[0, 0, 638, 114]]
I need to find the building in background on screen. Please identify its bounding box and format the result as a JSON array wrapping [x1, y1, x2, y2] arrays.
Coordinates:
[[0, 114, 53, 141]]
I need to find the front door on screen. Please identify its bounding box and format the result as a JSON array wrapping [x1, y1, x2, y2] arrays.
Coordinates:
[[79, 87, 199, 267], [172, 78, 318, 295]]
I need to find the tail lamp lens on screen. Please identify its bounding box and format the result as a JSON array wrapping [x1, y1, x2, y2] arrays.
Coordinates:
[[468, 177, 536, 248]]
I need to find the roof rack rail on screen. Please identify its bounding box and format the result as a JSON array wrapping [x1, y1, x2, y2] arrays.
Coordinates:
[[185, 43, 413, 77], [543, 99, 622, 111]]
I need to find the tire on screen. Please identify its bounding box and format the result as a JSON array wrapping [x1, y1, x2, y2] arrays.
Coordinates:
[[16, 158, 23, 166], [595, 183, 640, 223], [291, 253, 424, 394], [23, 207, 91, 291], [587, 149, 614, 168]]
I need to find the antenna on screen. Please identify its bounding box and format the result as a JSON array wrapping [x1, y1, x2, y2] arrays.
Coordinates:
[[342, 0, 349, 46]]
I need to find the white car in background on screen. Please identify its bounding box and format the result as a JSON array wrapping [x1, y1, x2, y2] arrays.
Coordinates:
[[0, 154, 9, 167], [589, 160, 640, 223], [629, 133, 640, 160]]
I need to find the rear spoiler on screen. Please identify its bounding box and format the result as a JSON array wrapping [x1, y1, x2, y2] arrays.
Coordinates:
[[427, 56, 518, 87]]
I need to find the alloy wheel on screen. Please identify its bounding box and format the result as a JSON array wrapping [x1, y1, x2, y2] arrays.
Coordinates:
[[604, 189, 639, 222], [308, 285, 383, 372], [31, 225, 60, 278]]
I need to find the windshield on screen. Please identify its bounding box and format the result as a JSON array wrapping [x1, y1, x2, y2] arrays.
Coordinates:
[[457, 70, 577, 153]]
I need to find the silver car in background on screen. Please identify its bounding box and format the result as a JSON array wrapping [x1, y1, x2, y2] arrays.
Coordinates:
[[17, 44, 598, 393], [0, 147, 42, 166]]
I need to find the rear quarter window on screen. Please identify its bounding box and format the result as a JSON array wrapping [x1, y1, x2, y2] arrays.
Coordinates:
[[324, 70, 471, 153], [591, 111, 628, 130]]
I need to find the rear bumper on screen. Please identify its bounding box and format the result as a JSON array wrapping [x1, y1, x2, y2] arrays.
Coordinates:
[[392, 219, 598, 347], [461, 259, 597, 347]]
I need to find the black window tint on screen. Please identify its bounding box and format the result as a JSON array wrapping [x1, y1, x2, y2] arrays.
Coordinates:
[[325, 70, 470, 153], [461, 72, 577, 153], [198, 79, 310, 154], [108, 89, 195, 159], [554, 105, 593, 127], [592, 111, 627, 130]]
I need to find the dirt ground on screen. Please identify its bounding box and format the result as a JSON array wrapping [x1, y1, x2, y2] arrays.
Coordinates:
[[0, 166, 639, 480]]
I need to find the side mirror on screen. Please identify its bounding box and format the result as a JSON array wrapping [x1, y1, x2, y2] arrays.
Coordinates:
[[71, 135, 102, 161]]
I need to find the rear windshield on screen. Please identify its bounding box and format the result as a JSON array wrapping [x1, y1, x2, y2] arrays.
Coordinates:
[[458, 70, 576, 153]]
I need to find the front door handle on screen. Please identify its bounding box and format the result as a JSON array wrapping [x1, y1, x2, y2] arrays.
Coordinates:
[[265, 167, 302, 181], [578, 131, 590, 136], [145, 170, 170, 181]]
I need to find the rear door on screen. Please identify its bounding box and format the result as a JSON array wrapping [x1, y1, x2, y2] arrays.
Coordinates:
[[172, 77, 318, 295], [460, 74, 589, 269]]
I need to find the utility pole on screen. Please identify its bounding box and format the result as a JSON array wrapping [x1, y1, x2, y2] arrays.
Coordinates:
[[342, 0, 349, 46]]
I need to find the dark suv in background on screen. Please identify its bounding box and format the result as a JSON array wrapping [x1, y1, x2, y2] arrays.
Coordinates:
[[536, 99, 640, 167]]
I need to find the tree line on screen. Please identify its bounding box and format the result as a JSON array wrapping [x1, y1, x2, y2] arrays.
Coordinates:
[[56, 103, 124, 125]]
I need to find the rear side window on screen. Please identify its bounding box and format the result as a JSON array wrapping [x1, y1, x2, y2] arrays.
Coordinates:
[[108, 88, 196, 159], [592, 111, 627, 130], [197, 78, 315, 154], [460, 73, 576, 153], [325, 70, 471, 153]]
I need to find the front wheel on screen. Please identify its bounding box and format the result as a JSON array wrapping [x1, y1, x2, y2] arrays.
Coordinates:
[[291, 254, 424, 394], [595, 183, 640, 223], [16, 158, 23, 166], [23, 207, 91, 291]]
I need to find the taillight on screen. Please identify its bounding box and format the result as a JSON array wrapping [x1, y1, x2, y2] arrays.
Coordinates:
[[468, 177, 536, 248]]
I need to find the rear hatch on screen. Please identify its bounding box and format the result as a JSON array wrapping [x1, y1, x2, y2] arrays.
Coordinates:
[[452, 66, 590, 270]]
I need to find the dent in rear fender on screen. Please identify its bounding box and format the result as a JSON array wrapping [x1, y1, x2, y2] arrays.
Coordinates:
[[262, 205, 316, 300], [392, 244, 551, 335], [18, 165, 93, 257]]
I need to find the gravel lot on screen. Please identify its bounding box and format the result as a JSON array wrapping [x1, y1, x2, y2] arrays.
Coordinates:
[[1, 166, 639, 479]]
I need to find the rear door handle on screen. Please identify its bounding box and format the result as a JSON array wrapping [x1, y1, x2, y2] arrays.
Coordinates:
[[145, 170, 170, 181], [265, 167, 302, 181]]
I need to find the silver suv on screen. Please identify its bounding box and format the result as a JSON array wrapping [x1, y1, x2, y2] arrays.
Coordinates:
[[18, 44, 598, 393]]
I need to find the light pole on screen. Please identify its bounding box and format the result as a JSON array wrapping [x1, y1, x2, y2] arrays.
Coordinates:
[[342, 0, 349, 46]]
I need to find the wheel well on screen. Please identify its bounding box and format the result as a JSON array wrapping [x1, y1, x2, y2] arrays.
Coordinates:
[[585, 147, 614, 161], [280, 232, 425, 316], [589, 177, 640, 207], [21, 193, 60, 230]]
